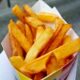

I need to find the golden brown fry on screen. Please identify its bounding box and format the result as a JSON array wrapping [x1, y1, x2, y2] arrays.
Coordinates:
[[63, 35, 72, 44], [20, 52, 51, 74], [40, 18, 64, 55], [53, 38, 80, 60], [25, 27, 54, 62], [38, 12, 57, 23], [12, 5, 26, 22], [9, 33, 23, 57], [25, 24, 33, 45], [8, 21, 23, 57], [46, 55, 65, 74], [53, 17, 64, 37], [48, 24, 72, 52], [23, 4, 37, 18], [8, 20, 31, 53], [25, 17, 44, 28], [16, 20, 26, 35], [35, 26, 44, 41], [10, 56, 24, 70]]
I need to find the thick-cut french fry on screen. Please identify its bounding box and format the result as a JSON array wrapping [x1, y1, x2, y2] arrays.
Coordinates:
[[34, 72, 46, 80], [63, 35, 72, 44], [20, 52, 51, 74], [25, 17, 44, 28], [53, 17, 64, 37], [23, 4, 38, 18], [25, 27, 54, 62], [16, 20, 26, 35], [35, 26, 44, 41], [25, 24, 33, 45], [8, 20, 31, 53], [8, 22, 23, 57], [53, 38, 80, 60], [9, 33, 23, 57], [46, 55, 65, 74], [25, 17, 45, 38], [40, 19, 64, 55], [12, 5, 26, 22], [38, 12, 57, 23], [48, 24, 72, 52], [10, 56, 24, 70]]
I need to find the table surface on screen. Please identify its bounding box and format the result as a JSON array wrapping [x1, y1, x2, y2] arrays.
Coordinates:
[[0, 0, 80, 80]]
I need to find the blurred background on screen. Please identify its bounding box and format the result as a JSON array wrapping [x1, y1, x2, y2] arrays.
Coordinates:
[[0, 0, 80, 80]]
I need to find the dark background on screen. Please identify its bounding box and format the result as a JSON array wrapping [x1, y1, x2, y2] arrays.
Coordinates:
[[0, 0, 80, 80]]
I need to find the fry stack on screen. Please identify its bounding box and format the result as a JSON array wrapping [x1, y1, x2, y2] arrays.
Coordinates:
[[8, 4, 80, 80]]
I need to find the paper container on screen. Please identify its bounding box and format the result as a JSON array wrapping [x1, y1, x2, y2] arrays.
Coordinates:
[[1, 0, 79, 80]]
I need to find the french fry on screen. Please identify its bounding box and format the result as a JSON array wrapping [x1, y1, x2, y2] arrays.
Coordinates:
[[12, 5, 26, 22], [23, 4, 38, 18], [53, 38, 80, 60], [53, 17, 64, 38], [46, 55, 65, 74], [34, 72, 46, 80], [16, 20, 26, 35], [20, 51, 51, 74], [8, 21, 24, 57], [25, 17, 44, 28], [38, 12, 57, 23], [63, 35, 72, 44], [48, 24, 72, 52], [25, 27, 54, 62], [8, 20, 31, 53], [10, 56, 24, 70], [40, 20, 64, 55], [25, 24, 33, 45], [35, 26, 44, 41], [9, 33, 23, 57]]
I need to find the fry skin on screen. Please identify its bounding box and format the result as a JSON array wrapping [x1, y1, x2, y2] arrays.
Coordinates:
[[48, 24, 72, 52], [12, 5, 26, 22], [25, 27, 54, 62], [8, 20, 31, 53]]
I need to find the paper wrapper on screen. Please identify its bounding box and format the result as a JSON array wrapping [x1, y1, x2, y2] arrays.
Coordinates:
[[1, 0, 79, 80]]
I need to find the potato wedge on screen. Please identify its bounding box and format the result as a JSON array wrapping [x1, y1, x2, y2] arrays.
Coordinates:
[[8, 20, 31, 53], [25, 27, 54, 62], [48, 24, 72, 52], [25, 24, 33, 45], [12, 5, 26, 22], [38, 12, 57, 23]]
